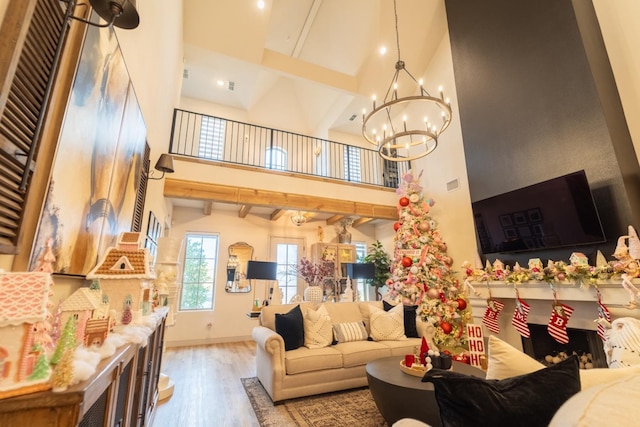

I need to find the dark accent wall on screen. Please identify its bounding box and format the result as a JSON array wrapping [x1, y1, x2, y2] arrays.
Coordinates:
[[445, 0, 640, 265]]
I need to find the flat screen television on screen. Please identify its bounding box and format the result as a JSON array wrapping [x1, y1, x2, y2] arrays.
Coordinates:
[[472, 170, 606, 255]]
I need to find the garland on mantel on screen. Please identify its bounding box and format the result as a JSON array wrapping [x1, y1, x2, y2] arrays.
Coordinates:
[[460, 251, 640, 309]]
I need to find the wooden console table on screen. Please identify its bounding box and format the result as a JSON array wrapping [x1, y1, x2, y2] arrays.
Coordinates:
[[0, 312, 166, 427]]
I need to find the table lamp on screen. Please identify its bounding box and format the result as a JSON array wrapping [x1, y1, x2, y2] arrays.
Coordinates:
[[344, 263, 375, 301], [246, 260, 278, 311]]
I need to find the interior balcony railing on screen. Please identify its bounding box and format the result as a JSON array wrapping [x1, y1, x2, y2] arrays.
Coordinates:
[[169, 109, 410, 189]]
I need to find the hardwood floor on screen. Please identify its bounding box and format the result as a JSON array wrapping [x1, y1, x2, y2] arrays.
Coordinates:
[[152, 341, 260, 427]]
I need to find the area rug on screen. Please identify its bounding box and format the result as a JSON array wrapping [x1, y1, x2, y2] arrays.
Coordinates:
[[241, 377, 388, 427]]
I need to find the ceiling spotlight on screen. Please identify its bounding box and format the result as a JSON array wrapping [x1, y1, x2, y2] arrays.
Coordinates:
[[291, 212, 307, 227]]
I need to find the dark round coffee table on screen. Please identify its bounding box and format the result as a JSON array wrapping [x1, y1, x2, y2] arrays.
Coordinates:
[[366, 356, 485, 426]]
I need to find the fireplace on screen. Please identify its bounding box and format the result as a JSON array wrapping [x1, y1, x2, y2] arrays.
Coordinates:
[[521, 324, 607, 368]]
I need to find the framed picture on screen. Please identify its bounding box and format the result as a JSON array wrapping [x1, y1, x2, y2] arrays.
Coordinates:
[[513, 211, 527, 225], [499, 214, 513, 227], [504, 228, 518, 239], [527, 208, 543, 222], [30, 17, 146, 275]]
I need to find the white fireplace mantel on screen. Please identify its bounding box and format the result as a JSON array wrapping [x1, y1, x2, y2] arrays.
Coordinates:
[[465, 279, 640, 351]]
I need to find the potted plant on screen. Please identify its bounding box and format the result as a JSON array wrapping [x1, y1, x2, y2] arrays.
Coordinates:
[[363, 240, 391, 300]]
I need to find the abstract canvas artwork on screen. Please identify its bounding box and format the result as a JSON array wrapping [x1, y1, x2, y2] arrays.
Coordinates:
[[31, 15, 146, 275]]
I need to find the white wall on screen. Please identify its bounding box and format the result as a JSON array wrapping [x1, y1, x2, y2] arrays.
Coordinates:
[[165, 205, 380, 346]]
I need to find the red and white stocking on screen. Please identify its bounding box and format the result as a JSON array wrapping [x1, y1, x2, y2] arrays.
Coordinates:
[[483, 298, 504, 334], [512, 297, 531, 338], [547, 302, 574, 344], [596, 295, 611, 342]]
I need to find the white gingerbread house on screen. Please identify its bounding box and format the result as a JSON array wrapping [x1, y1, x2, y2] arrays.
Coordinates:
[[0, 271, 53, 399], [86, 232, 156, 324]]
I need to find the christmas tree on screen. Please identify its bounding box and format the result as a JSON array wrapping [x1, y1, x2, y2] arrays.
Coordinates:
[[51, 315, 77, 365], [27, 344, 51, 381], [51, 348, 74, 392], [122, 302, 133, 325], [386, 170, 471, 349]]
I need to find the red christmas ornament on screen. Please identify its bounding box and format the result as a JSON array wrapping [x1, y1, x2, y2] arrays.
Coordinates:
[[393, 222, 401, 231], [441, 321, 453, 335], [439, 292, 446, 303], [456, 298, 467, 311], [399, 197, 410, 207], [401, 256, 413, 268]]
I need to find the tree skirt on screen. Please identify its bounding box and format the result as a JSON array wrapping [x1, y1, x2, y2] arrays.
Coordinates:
[[241, 377, 387, 427]]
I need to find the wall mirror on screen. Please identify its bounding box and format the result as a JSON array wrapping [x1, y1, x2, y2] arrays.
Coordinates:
[[226, 242, 253, 293]]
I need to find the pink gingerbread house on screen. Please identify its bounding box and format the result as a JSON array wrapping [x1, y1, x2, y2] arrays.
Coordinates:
[[0, 271, 53, 399], [86, 232, 156, 324]]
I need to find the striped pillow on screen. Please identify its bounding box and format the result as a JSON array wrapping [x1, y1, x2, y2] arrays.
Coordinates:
[[333, 321, 368, 343]]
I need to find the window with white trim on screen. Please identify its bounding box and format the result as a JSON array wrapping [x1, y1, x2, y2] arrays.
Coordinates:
[[266, 147, 287, 170], [180, 233, 219, 310], [199, 116, 225, 160], [344, 145, 362, 182]]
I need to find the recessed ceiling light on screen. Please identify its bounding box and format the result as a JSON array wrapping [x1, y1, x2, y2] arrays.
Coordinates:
[[379, 46, 387, 55], [257, 0, 265, 10], [216, 80, 225, 86]]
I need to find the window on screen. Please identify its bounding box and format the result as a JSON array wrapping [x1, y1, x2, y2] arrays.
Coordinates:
[[266, 147, 287, 170], [344, 146, 362, 182], [272, 237, 304, 303], [180, 234, 219, 310], [199, 116, 225, 160]]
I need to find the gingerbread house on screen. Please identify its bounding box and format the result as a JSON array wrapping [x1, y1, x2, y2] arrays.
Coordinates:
[[0, 271, 53, 399], [86, 232, 156, 324]]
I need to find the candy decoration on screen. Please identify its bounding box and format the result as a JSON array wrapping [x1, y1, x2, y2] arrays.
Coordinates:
[[482, 298, 504, 334], [512, 297, 531, 338], [547, 302, 574, 344]]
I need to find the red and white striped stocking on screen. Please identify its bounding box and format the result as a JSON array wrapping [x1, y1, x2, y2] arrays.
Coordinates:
[[596, 294, 611, 342], [512, 297, 531, 338], [483, 298, 504, 334], [548, 302, 574, 344]]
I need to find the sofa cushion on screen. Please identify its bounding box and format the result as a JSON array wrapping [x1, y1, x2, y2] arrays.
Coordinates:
[[384, 301, 419, 338], [333, 321, 368, 343], [423, 355, 581, 427], [370, 303, 406, 341], [486, 334, 640, 390], [358, 301, 383, 334], [323, 301, 366, 327], [302, 304, 333, 349], [334, 340, 391, 367], [275, 305, 304, 351], [378, 337, 423, 356], [261, 302, 314, 331], [284, 346, 344, 375], [549, 374, 640, 426]]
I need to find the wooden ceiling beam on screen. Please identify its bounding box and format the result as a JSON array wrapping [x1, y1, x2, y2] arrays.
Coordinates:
[[203, 201, 213, 215], [270, 209, 285, 221], [164, 178, 398, 220], [325, 215, 345, 225], [238, 205, 251, 218], [352, 217, 373, 228]]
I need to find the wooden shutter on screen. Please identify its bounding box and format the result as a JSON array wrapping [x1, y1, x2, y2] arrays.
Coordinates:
[[0, 0, 68, 253]]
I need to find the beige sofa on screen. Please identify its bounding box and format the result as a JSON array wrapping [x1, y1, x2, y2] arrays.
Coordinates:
[[252, 301, 428, 403]]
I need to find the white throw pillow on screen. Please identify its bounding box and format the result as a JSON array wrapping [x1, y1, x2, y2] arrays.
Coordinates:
[[369, 303, 406, 341], [302, 304, 333, 348], [486, 335, 640, 390], [333, 321, 368, 343], [550, 375, 640, 426]]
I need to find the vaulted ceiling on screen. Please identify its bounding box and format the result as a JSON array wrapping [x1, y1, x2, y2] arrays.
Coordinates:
[[174, 0, 448, 224]]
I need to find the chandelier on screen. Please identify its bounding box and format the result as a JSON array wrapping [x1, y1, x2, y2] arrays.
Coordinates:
[[291, 212, 307, 227], [362, 0, 453, 162]]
